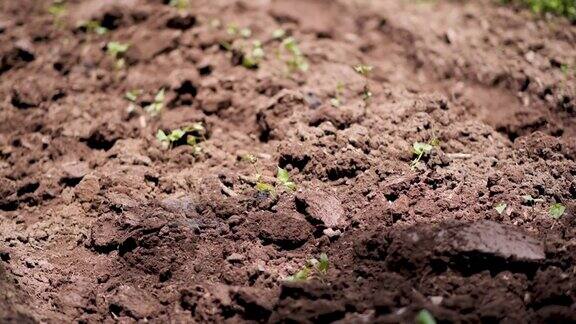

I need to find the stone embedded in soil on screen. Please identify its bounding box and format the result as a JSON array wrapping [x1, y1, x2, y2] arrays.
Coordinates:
[[109, 285, 161, 319], [74, 174, 100, 202], [256, 212, 313, 249], [226, 253, 245, 263], [295, 190, 346, 228], [60, 160, 89, 180], [449, 220, 545, 261], [125, 30, 178, 62], [160, 194, 196, 217]]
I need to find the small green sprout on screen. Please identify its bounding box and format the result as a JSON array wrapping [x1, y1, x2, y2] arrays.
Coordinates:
[[330, 81, 345, 107], [125, 90, 140, 102], [277, 167, 296, 191], [239, 27, 252, 39], [286, 253, 330, 283], [144, 89, 165, 116], [549, 203, 566, 219], [242, 154, 275, 195], [561, 64, 570, 76], [157, 123, 205, 151], [81, 20, 108, 35], [281, 37, 308, 73], [286, 265, 311, 281], [354, 64, 373, 76], [256, 181, 275, 195], [495, 202, 507, 214], [272, 28, 286, 39], [169, 0, 189, 10], [125, 89, 141, 114], [416, 309, 437, 324], [410, 139, 439, 169], [242, 40, 265, 69], [242, 153, 258, 164], [354, 64, 373, 106], [106, 41, 130, 70], [227, 23, 239, 36], [48, 0, 67, 28]]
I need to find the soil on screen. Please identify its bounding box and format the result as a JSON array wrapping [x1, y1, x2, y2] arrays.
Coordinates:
[[1, 0, 576, 323]]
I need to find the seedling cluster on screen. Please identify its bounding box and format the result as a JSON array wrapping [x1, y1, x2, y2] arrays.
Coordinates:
[[156, 123, 205, 152], [354, 64, 373, 105], [241, 156, 297, 195], [80, 20, 108, 35], [48, 0, 67, 26], [286, 253, 329, 283], [169, 0, 189, 10], [106, 41, 130, 70], [144, 89, 166, 116], [494, 196, 566, 220], [281, 37, 309, 73], [242, 41, 265, 69]]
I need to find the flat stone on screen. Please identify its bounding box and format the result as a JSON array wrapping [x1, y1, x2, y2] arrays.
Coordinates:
[[295, 190, 346, 228], [449, 220, 545, 261]]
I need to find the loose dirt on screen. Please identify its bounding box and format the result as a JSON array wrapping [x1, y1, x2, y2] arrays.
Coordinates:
[[1, 0, 575, 322]]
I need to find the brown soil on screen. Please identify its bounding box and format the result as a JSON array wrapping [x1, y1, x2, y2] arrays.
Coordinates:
[[1, 0, 576, 323]]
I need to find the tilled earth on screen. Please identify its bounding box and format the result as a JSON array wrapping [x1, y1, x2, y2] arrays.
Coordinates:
[[1, 0, 576, 322]]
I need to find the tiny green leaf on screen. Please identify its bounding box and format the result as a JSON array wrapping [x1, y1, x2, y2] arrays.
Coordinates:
[[317, 253, 329, 275], [156, 129, 168, 142], [272, 29, 286, 39], [495, 203, 507, 214], [125, 90, 140, 102], [276, 167, 296, 191], [549, 203, 566, 219], [416, 309, 436, 324], [353, 64, 373, 76], [256, 181, 275, 194], [413, 142, 434, 155], [242, 154, 257, 164], [106, 41, 130, 58], [286, 266, 310, 281]]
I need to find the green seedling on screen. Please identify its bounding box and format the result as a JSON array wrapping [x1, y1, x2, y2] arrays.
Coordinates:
[[125, 89, 141, 114], [48, 0, 67, 26], [495, 202, 507, 214], [416, 309, 437, 324], [242, 40, 265, 69], [286, 253, 329, 283], [354, 64, 373, 76], [410, 138, 439, 169], [143, 89, 165, 116], [330, 81, 345, 107], [242, 154, 275, 196], [80, 20, 108, 35], [549, 203, 566, 219], [354, 64, 373, 106], [169, 0, 189, 10], [106, 41, 130, 70], [501, 0, 576, 20], [227, 23, 239, 36], [157, 123, 205, 151], [272, 28, 286, 39], [256, 182, 275, 195], [240, 27, 252, 39], [277, 167, 296, 191], [281, 37, 308, 73]]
